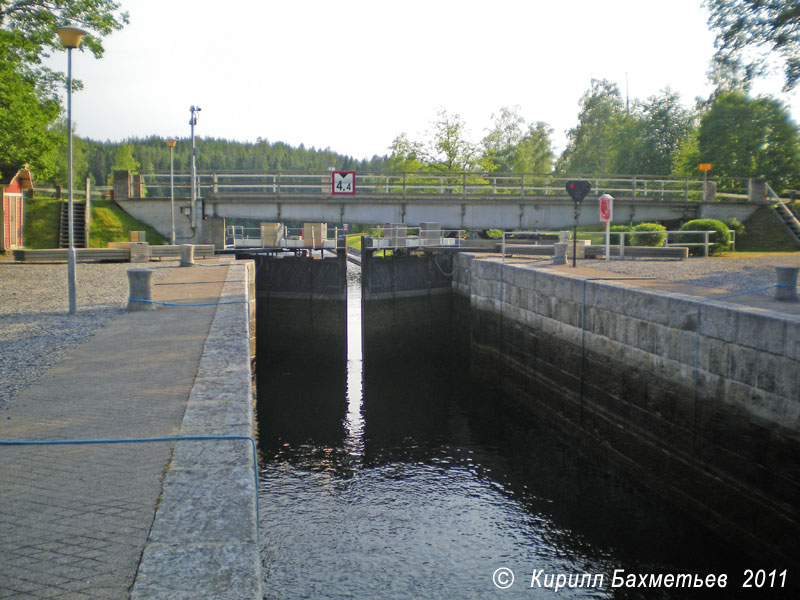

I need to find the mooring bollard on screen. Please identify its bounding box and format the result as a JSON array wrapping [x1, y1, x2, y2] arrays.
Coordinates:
[[127, 268, 155, 311], [180, 244, 195, 267], [775, 266, 799, 302], [553, 242, 567, 265]]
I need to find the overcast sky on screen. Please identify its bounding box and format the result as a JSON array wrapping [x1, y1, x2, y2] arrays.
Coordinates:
[[48, 0, 799, 160]]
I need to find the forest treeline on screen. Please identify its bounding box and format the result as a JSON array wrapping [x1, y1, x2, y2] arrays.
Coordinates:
[[69, 136, 391, 187]]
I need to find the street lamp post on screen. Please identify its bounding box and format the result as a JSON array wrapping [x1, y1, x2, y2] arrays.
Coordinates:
[[56, 26, 88, 315], [166, 138, 177, 244], [189, 106, 201, 230]]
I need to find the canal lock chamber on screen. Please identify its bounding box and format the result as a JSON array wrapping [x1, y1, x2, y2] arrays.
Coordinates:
[[242, 248, 794, 599]]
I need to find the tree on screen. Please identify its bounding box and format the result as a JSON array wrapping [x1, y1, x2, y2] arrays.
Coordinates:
[[557, 79, 626, 174], [48, 119, 89, 185], [695, 91, 800, 190], [481, 106, 554, 173], [627, 88, 694, 175], [706, 0, 800, 92], [425, 109, 478, 172], [0, 1, 128, 93], [0, 35, 61, 180], [388, 109, 478, 172], [387, 132, 424, 172], [111, 142, 139, 173]]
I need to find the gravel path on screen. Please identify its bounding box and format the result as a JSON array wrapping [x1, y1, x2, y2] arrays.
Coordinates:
[[0, 261, 177, 408], [576, 254, 800, 296]]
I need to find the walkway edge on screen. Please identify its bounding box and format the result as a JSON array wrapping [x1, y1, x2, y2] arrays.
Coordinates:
[[131, 261, 261, 599]]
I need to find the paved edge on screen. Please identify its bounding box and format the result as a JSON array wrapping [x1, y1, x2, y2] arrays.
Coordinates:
[[130, 260, 261, 600]]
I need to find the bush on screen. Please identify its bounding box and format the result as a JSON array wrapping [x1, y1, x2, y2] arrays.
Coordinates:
[[609, 224, 634, 246], [631, 222, 667, 247], [723, 217, 745, 244], [678, 219, 731, 256]]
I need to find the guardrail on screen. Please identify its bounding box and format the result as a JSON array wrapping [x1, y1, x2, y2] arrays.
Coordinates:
[[138, 171, 757, 203], [575, 229, 736, 258]]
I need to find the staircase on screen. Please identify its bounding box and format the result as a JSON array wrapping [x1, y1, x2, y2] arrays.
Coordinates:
[[765, 183, 800, 248], [58, 201, 87, 249], [773, 201, 800, 247]]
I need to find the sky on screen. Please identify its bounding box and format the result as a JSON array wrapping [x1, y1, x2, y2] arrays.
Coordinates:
[[47, 0, 800, 160]]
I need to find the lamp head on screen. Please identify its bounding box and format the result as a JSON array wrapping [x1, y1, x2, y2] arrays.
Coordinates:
[[56, 26, 89, 49], [166, 139, 177, 148]]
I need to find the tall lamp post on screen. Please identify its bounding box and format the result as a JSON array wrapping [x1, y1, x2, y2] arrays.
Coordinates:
[[166, 138, 177, 244], [56, 26, 88, 315], [189, 106, 201, 230]]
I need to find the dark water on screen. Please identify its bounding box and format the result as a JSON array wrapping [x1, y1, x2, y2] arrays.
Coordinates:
[[256, 263, 784, 599]]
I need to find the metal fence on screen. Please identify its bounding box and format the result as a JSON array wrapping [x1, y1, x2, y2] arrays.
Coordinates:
[[138, 171, 754, 203]]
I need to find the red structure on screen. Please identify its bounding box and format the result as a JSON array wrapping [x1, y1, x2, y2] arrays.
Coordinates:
[[1, 167, 33, 251]]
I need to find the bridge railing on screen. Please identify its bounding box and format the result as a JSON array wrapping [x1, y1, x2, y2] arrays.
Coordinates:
[[138, 171, 751, 202]]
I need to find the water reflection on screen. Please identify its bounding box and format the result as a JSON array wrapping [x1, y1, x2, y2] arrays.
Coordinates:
[[257, 261, 760, 600], [344, 264, 365, 461]]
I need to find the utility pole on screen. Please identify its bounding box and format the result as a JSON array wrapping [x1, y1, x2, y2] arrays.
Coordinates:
[[190, 106, 201, 230]]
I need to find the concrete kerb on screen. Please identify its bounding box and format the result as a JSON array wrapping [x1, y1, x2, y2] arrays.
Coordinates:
[[131, 261, 261, 600]]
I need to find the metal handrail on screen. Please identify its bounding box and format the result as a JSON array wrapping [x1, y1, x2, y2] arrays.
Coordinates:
[[139, 171, 752, 202]]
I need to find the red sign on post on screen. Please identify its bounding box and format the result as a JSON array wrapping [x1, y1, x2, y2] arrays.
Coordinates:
[[599, 193, 613, 222], [332, 171, 356, 195]]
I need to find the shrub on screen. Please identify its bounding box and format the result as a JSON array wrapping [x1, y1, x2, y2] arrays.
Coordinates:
[[631, 222, 667, 247], [609, 224, 634, 246], [723, 217, 745, 244], [678, 219, 731, 256]]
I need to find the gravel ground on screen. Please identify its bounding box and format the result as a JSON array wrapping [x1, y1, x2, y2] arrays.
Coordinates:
[[574, 254, 800, 297], [0, 261, 177, 408]]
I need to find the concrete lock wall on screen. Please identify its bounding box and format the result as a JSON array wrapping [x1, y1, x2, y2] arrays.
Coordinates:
[[454, 253, 800, 568]]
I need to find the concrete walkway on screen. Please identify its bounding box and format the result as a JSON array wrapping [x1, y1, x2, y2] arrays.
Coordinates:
[[0, 259, 259, 599]]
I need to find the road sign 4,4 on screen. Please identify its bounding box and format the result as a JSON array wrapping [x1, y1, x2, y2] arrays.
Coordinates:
[[332, 171, 356, 195]]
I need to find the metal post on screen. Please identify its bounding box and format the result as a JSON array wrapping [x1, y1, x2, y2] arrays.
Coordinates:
[[66, 46, 77, 314], [189, 106, 201, 230], [572, 202, 579, 268], [169, 143, 175, 244]]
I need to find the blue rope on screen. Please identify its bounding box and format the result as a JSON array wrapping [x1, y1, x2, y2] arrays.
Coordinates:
[[0, 434, 261, 543], [129, 298, 248, 307]]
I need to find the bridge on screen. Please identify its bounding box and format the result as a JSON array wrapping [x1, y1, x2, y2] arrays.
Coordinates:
[[112, 170, 768, 245]]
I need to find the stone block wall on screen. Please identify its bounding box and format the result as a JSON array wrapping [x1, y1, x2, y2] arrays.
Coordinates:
[[455, 253, 800, 568]]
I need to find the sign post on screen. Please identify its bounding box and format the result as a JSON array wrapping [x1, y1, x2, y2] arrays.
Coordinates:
[[332, 171, 356, 195], [566, 180, 591, 267], [698, 163, 711, 188], [599, 193, 614, 261]]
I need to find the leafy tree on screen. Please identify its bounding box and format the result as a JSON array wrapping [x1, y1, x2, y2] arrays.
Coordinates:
[[481, 106, 553, 173], [706, 0, 800, 92], [48, 119, 89, 185], [388, 109, 478, 173], [632, 89, 694, 175], [387, 132, 425, 172], [111, 142, 139, 172], [0, 35, 61, 180], [694, 91, 800, 190], [425, 109, 478, 172], [557, 79, 626, 174], [0, 0, 128, 93]]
